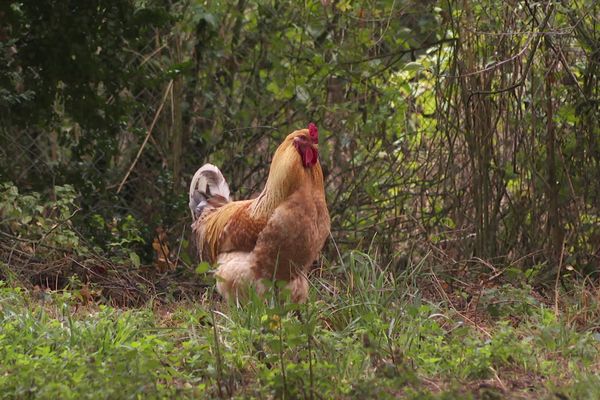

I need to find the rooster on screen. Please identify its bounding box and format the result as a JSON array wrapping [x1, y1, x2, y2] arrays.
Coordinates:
[[189, 123, 330, 302]]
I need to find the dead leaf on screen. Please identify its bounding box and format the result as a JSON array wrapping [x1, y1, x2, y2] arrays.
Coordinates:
[[153, 227, 173, 272]]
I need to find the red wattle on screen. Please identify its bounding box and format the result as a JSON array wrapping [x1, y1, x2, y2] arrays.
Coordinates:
[[303, 146, 318, 167]]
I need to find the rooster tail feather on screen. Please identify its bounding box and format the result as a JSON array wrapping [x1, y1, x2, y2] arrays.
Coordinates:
[[189, 163, 231, 221]]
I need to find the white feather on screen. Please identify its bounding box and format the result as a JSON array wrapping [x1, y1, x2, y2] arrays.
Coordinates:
[[214, 252, 309, 303], [188, 163, 231, 220]]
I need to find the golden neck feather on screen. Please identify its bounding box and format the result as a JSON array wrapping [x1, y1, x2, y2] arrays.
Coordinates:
[[250, 142, 324, 218]]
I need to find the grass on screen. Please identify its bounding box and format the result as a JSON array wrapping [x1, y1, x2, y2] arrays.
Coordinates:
[[1, 252, 599, 399]]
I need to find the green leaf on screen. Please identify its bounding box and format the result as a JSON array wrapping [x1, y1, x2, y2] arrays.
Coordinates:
[[403, 62, 424, 72], [266, 81, 279, 95], [195, 261, 210, 274], [129, 252, 141, 268]]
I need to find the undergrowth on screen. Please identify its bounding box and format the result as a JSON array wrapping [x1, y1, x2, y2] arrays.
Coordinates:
[[0, 252, 599, 399], [2, 182, 600, 398]]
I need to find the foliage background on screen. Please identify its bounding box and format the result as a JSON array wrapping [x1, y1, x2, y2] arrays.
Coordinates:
[[2, 0, 600, 289]]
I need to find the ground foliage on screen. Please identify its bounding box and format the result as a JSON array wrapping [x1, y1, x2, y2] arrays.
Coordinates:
[[1, 0, 600, 398], [0, 261, 599, 399]]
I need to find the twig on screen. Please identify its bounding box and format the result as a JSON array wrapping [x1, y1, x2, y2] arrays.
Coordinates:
[[451, 32, 534, 78], [0, 231, 68, 252], [117, 80, 173, 193], [37, 207, 81, 249], [523, 0, 584, 96], [328, 230, 344, 268], [467, 2, 555, 103], [490, 366, 508, 392], [210, 309, 226, 399], [554, 238, 566, 317], [174, 224, 187, 269], [339, 38, 457, 66]]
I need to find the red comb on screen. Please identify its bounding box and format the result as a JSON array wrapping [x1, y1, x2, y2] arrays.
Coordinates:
[[308, 122, 318, 144]]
